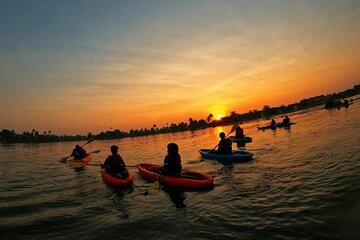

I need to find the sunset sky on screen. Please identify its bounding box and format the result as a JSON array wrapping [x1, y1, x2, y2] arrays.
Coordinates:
[[1, 0, 360, 134]]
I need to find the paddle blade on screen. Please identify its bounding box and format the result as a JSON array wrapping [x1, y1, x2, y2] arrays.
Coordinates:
[[60, 156, 69, 163], [150, 180, 160, 191]]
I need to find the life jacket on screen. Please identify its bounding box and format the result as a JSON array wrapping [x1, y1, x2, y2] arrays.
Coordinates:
[[104, 154, 126, 173], [164, 154, 182, 175], [72, 148, 86, 160]]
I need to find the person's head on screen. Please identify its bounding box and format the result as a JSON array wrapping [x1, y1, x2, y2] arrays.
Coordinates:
[[110, 145, 118, 155], [219, 132, 225, 139], [75, 145, 80, 149], [167, 143, 179, 155]]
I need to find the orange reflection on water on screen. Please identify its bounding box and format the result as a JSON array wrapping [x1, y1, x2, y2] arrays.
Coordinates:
[[216, 127, 225, 135]]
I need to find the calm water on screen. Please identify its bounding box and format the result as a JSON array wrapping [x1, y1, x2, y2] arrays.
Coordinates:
[[1, 102, 360, 240]]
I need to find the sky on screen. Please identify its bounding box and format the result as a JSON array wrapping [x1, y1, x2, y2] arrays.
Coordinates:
[[1, 0, 360, 134]]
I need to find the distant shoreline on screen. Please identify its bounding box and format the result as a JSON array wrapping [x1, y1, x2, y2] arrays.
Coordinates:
[[1, 84, 359, 144]]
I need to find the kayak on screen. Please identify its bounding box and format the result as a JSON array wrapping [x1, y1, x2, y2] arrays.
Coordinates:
[[229, 136, 252, 143], [137, 163, 214, 189], [68, 154, 92, 168], [199, 149, 253, 162], [257, 125, 277, 130], [101, 168, 134, 187], [257, 122, 295, 130], [276, 122, 296, 128]]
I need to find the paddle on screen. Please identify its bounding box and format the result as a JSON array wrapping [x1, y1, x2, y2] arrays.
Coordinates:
[[149, 180, 160, 191], [60, 137, 96, 162], [210, 123, 238, 151]]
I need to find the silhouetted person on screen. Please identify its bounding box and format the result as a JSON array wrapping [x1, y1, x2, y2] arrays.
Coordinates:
[[102, 145, 129, 178], [71, 145, 86, 160], [270, 119, 276, 127], [282, 116, 290, 125], [163, 143, 182, 176], [217, 132, 232, 154], [344, 99, 349, 108], [235, 125, 245, 138]]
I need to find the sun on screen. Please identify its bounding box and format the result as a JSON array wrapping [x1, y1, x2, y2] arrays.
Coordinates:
[[216, 113, 222, 120]]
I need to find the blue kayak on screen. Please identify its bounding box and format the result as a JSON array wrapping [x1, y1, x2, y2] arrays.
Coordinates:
[[229, 136, 252, 143], [199, 149, 253, 162]]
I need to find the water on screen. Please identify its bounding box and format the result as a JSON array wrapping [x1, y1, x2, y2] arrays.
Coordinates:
[[1, 102, 360, 240]]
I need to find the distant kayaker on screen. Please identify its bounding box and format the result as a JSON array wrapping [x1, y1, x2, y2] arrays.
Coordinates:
[[71, 145, 87, 160], [281, 116, 290, 125], [216, 132, 232, 154], [270, 119, 276, 127], [235, 125, 245, 139], [162, 143, 182, 176], [101, 145, 129, 178]]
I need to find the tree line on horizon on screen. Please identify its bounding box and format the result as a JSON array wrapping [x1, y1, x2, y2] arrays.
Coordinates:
[[1, 83, 359, 143]]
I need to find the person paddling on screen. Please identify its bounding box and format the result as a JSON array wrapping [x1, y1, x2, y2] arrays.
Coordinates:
[[214, 132, 232, 154], [235, 125, 245, 139], [281, 115, 290, 125], [71, 145, 87, 160], [270, 118, 276, 127], [101, 145, 129, 178]]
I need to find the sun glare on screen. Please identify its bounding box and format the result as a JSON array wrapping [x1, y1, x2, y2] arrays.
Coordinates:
[[216, 113, 222, 120]]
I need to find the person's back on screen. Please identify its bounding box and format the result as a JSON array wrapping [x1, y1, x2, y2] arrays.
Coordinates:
[[72, 145, 86, 160], [270, 119, 276, 127], [235, 126, 244, 138], [282, 116, 290, 125], [217, 132, 232, 154], [164, 143, 182, 176], [102, 145, 128, 177]]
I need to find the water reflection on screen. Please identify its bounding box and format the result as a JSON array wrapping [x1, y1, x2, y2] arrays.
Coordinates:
[[1, 101, 359, 239], [236, 142, 245, 147], [106, 186, 133, 219], [163, 186, 187, 209]]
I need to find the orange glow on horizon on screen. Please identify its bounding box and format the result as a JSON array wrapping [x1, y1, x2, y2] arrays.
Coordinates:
[[1, 1, 360, 135]]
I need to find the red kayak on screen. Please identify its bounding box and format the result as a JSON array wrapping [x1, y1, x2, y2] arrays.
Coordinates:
[[101, 168, 134, 188], [137, 163, 214, 189], [68, 154, 92, 168]]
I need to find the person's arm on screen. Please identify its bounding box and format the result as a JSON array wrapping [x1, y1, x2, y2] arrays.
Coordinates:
[[102, 156, 110, 169], [119, 156, 126, 168]]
